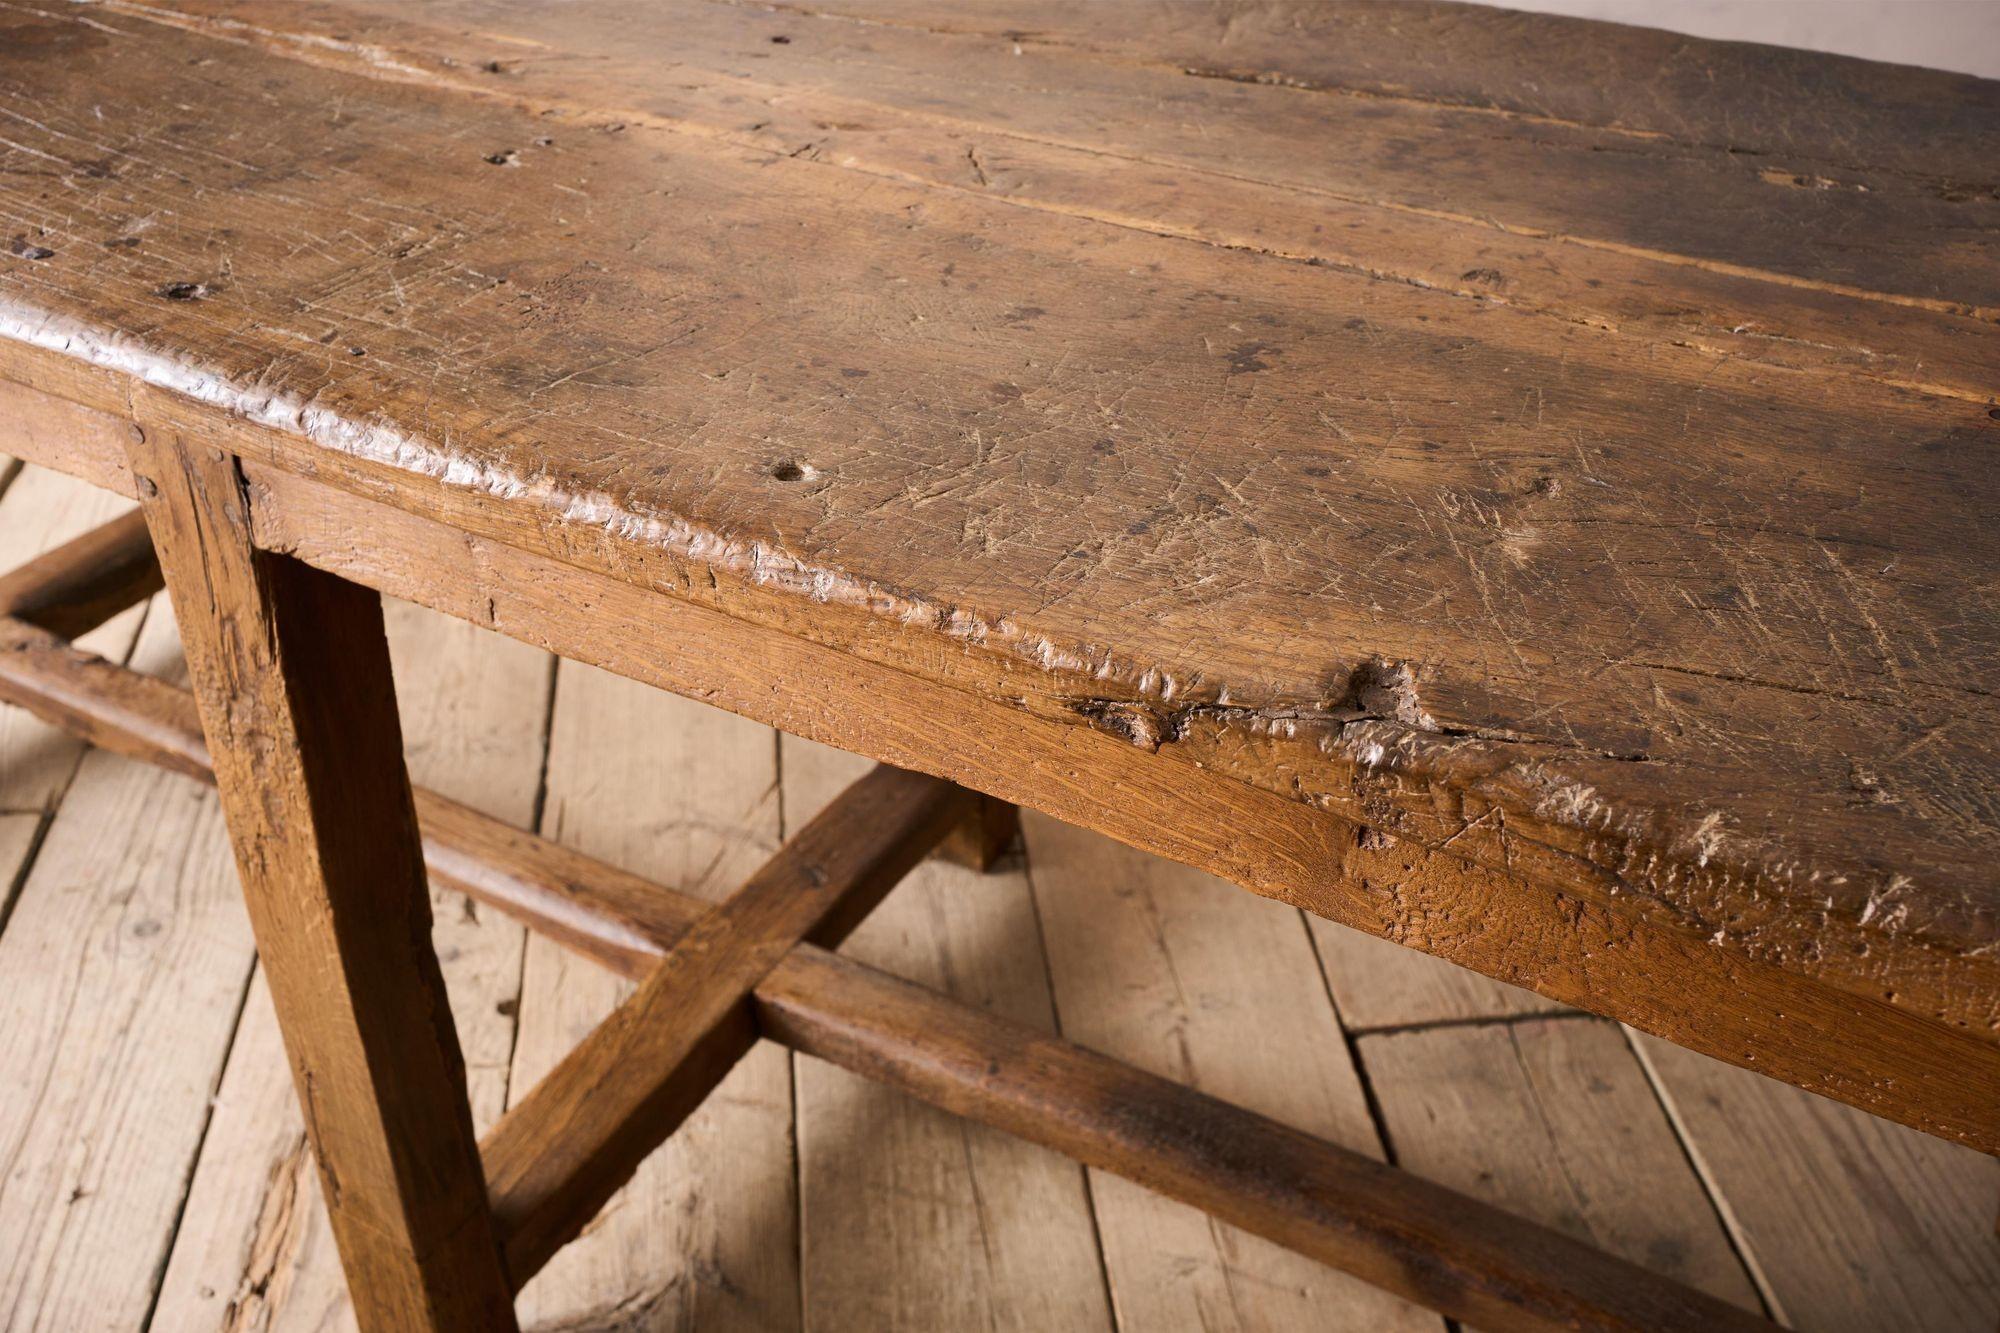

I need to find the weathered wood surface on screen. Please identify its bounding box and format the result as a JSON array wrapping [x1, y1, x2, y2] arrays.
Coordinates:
[[237, 457, 2000, 1151], [0, 595, 255, 1330], [1021, 808, 1436, 1331], [509, 663, 799, 1331], [151, 600, 549, 1332], [1631, 1033, 2000, 1331], [3, 441, 1992, 1150], [0, 556, 1775, 1333], [131, 435, 517, 1328], [0, 498, 1985, 1326], [783, 736, 1113, 1332], [485, 763, 964, 1284], [0, 0, 1995, 1136], [0, 0, 1993, 1060]]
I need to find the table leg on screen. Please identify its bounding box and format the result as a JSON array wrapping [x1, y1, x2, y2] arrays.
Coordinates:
[[130, 435, 516, 1330]]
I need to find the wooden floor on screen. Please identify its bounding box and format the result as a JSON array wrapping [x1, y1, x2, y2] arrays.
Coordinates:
[[0, 460, 1994, 1332]]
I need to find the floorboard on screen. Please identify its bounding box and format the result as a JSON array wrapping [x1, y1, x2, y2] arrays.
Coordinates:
[[1309, 919, 1568, 1029], [510, 663, 797, 1332], [1357, 1016, 1765, 1327], [1021, 811, 1438, 1333], [0, 598, 252, 1331], [785, 737, 1112, 1332], [1633, 1031, 2000, 1332]]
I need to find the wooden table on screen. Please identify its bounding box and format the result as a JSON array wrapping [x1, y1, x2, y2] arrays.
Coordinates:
[[0, 2, 1992, 1328]]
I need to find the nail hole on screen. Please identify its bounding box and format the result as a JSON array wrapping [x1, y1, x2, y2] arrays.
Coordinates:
[[159, 281, 207, 301], [1988, 407, 2000, 420], [769, 460, 813, 482], [770, 34, 791, 43], [484, 149, 521, 167], [348, 346, 367, 356]]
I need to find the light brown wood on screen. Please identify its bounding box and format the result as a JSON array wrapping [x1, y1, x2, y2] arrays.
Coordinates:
[[239, 460, 2000, 1151], [0, 0, 1992, 1092], [1021, 808, 1435, 1331], [0, 508, 159, 639], [484, 763, 966, 1284], [783, 734, 1112, 1332], [1631, 1033, 2000, 1332], [1359, 1018, 1764, 1322], [3, 469, 1993, 1154], [0, 600, 254, 1329], [509, 663, 800, 1331], [4, 3, 1998, 1321], [0, 466, 146, 813], [129, 434, 515, 1330], [0, 573, 1775, 1332], [150, 601, 550, 1332]]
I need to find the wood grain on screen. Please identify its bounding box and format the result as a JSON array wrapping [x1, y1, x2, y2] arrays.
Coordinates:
[[150, 600, 551, 1332], [1631, 1034, 2000, 1332], [485, 763, 965, 1284], [130, 434, 515, 1330], [0, 0, 1992, 1059], [508, 663, 799, 1332], [784, 735, 1112, 1332], [1359, 1018, 1763, 1323], [0, 601, 254, 1331]]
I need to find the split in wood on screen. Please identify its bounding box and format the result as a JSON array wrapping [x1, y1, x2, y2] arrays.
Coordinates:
[[0, 517, 1774, 1333]]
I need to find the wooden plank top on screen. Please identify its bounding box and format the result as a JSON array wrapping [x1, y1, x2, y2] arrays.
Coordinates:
[[1, 2, 1996, 1037]]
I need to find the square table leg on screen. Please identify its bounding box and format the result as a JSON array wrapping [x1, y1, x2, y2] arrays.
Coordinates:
[[129, 434, 517, 1330]]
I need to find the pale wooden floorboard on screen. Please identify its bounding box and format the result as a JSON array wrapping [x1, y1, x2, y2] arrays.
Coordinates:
[[0, 812, 40, 923], [1357, 1017, 1764, 1327], [510, 663, 798, 1333], [1632, 1031, 2000, 1332], [1308, 917, 1567, 1029], [784, 737, 1113, 1332], [1021, 810, 1439, 1333], [149, 603, 551, 1332], [0, 596, 254, 1331]]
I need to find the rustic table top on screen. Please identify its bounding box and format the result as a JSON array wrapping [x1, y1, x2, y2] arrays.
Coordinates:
[[1, 3, 1995, 1038]]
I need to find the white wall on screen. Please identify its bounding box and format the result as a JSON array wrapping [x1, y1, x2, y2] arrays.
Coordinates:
[[1474, 0, 2000, 78]]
